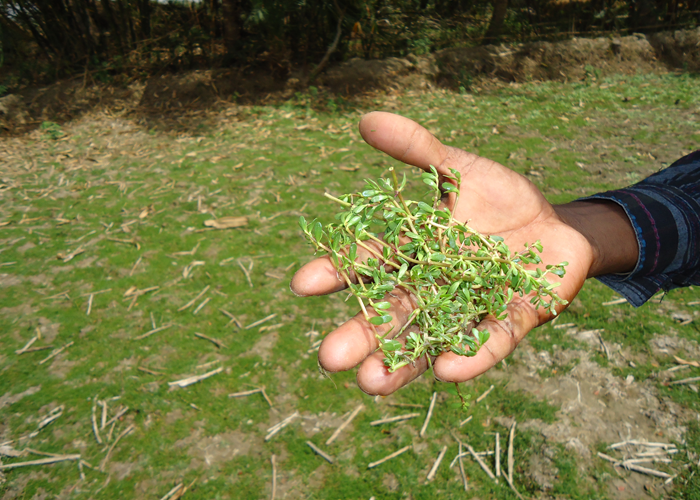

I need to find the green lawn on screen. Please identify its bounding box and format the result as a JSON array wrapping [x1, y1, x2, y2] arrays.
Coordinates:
[[1, 71, 699, 499]]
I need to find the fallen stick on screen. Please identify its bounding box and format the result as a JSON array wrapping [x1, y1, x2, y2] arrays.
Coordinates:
[[508, 421, 516, 485], [168, 367, 223, 388], [245, 314, 277, 330], [38, 341, 74, 365], [0, 454, 81, 470], [260, 386, 274, 408], [220, 309, 242, 328], [238, 260, 254, 288], [135, 324, 172, 340], [160, 483, 183, 500], [326, 404, 363, 445], [192, 297, 210, 315], [99, 424, 134, 472], [367, 445, 412, 469], [596, 330, 610, 359], [306, 441, 334, 464], [265, 412, 299, 441], [459, 415, 473, 427], [425, 445, 447, 483], [178, 285, 210, 312], [620, 462, 673, 479], [602, 298, 627, 305], [503, 470, 525, 500], [370, 413, 420, 426], [194, 332, 226, 349], [91, 399, 102, 444], [475, 384, 495, 404], [20, 345, 54, 353], [668, 376, 700, 386], [466, 442, 497, 481], [270, 455, 277, 500], [100, 400, 107, 430], [608, 440, 675, 450], [229, 388, 263, 398], [137, 366, 163, 375], [419, 392, 437, 438], [458, 443, 468, 491], [104, 407, 129, 428], [495, 432, 501, 477], [15, 336, 38, 354]]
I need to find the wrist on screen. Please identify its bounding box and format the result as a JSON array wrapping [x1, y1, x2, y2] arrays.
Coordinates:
[[554, 200, 638, 278]]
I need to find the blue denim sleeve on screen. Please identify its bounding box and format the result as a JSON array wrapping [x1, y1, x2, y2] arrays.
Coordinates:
[[579, 150, 700, 307]]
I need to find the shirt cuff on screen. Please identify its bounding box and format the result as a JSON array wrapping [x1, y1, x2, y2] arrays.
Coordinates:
[[579, 151, 700, 307]]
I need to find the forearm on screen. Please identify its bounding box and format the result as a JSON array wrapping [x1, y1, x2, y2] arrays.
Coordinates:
[[556, 150, 700, 307], [554, 200, 638, 278]]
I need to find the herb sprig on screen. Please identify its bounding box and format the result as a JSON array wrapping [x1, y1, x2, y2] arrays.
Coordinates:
[[300, 166, 568, 375]]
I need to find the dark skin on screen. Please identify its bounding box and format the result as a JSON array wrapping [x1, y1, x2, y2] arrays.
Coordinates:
[[291, 112, 638, 396]]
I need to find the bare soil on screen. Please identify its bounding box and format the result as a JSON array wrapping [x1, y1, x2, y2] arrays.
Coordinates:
[[2, 28, 699, 135]]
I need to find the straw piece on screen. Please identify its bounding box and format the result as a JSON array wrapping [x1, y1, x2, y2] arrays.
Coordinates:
[[367, 445, 412, 469], [466, 442, 496, 481], [508, 421, 516, 485], [194, 332, 226, 349], [370, 413, 420, 426], [459, 415, 473, 427], [495, 432, 501, 477], [86, 293, 94, 315], [326, 404, 363, 445], [0, 454, 81, 470], [178, 285, 210, 312], [458, 443, 468, 491], [419, 392, 437, 438], [306, 441, 334, 464], [38, 341, 74, 365], [270, 455, 277, 500], [15, 336, 38, 355], [220, 309, 242, 328], [91, 399, 102, 444], [99, 424, 134, 472], [229, 388, 263, 398], [168, 367, 223, 388], [160, 483, 184, 500], [265, 412, 299, 441], [245, 314, 277, 330], [192, 297, 210, 315], [668, 376, 700, 386], [135, 324, 172, 340], [425, 445, 447, 483], [104, 407, 129, 428], [475, 384, 495, 404]]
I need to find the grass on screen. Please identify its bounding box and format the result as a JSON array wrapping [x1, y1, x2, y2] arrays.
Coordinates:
[[1, 71, 699, 499]]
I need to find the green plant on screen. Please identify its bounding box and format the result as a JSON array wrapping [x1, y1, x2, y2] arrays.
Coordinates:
[[40, 121, 64, 140], [300, 166, 568, 393]]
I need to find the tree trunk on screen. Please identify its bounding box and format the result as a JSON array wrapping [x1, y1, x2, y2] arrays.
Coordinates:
[[482, 0, 508, 45], [221, 0, 240, 59], [138, 0, 151, 38]]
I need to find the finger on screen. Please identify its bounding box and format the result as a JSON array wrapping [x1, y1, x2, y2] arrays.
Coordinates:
[[290, 233, 406, 297], [359, 112, 455, 174], [356, 326, 431, 396], [432, 298, 539, 383], [317, 288, 416, 373]]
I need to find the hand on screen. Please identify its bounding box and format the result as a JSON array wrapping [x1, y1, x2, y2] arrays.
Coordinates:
[[291, 112, 637, 395]]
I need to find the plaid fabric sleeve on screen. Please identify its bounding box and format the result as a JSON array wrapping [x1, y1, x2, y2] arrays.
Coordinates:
[[579, 150, 700, 307]]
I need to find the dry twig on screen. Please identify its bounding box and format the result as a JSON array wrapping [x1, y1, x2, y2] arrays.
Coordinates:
[[419, 392, 437, 438], [367, 445, 412, 469], [425, 445, 447, 483], [370, 413, 420, 426], [168, 367, 223, 388], [326, 405, 363, 445], [306, 441, 334, 464]]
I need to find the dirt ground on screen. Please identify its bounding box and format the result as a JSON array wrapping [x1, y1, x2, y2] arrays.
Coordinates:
[[1, 29, 699, 499], [2, 28, 699, 135]]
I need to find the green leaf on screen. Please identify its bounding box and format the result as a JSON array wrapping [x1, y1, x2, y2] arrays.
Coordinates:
[[369, 314, 393, 325], [381, 340, 402, 351], [441, 182, 458, 194], [398, 263, 408, 279], [312, 221, 323, 242], [374, 301, 391, 310], [299, 216, 307, 232]]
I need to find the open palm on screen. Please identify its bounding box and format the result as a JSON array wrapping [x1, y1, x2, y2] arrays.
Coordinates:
[[291, 112, 598, 395]]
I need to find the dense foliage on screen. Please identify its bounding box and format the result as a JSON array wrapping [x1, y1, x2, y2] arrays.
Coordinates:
[[1, 0, 698, 82]]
